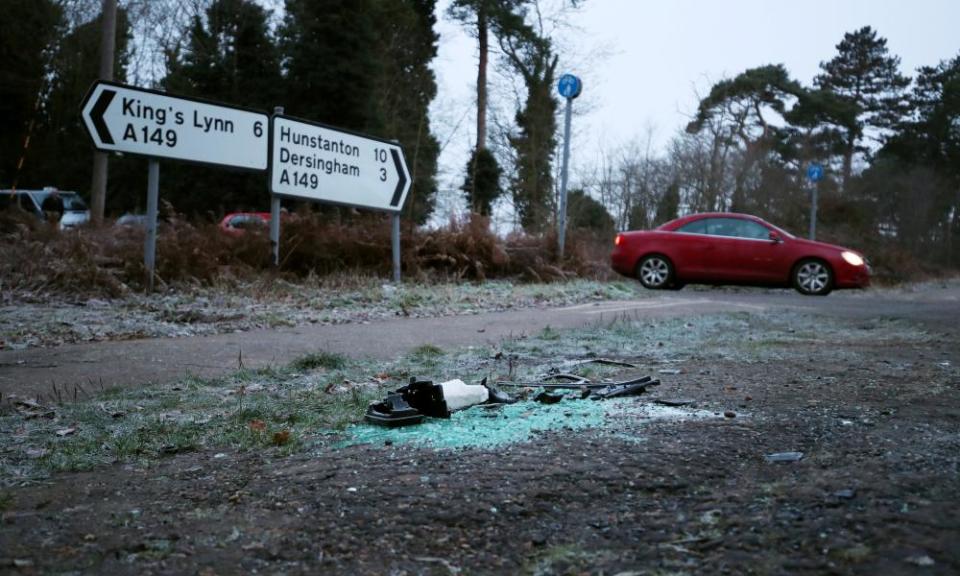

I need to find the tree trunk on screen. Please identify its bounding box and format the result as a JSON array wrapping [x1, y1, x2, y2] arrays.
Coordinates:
[[476, 8, 488, 151], [951, 186, 960, 268], [90, 0, 117, 226], [841, 138, 854, 193]]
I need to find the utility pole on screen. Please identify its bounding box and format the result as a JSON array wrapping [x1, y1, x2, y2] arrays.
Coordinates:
[[90, 0, 117, 226]]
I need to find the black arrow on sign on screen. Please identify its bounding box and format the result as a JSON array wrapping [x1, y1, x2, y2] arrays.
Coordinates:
[[90, 89, 116, 145], [389, 149, 407, 207]]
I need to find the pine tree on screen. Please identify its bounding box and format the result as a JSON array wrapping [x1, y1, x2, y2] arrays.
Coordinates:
[[567, 189, 614, 237], [686, 64, 804, 211], [373, 0, 441, 225], [165, 0, 282, 110], [0, 0, 62, 187], [502, 30, 558, 233], [280, 0, 382, 132], [814, 26, 910, 188], [161, 0, 282, 215], [462, 148, 501, 216], [448, 0, 535, 215], [653, 182, 680, 226], [25, 7, 131, 199]]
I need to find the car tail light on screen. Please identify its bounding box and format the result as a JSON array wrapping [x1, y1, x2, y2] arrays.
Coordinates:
[[614, 234, 622, 246]]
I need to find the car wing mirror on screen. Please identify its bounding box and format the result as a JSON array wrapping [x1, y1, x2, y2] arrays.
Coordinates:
[[769, 231, 783, 243]]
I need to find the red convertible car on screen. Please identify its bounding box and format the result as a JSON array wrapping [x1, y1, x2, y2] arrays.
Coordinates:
[[610, 213, 870, 296]]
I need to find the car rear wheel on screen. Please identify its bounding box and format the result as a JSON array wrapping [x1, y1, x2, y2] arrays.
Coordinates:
[[793, 259, 833, 296], [636, 255, 674, 290]]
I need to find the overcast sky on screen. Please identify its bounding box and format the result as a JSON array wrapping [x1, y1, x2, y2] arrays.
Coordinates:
[[429, 0, 960, 209]]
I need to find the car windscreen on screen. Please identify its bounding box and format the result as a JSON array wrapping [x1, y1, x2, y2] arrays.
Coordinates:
[[33, 192, 88, 211], [61, 194, 88, 210]]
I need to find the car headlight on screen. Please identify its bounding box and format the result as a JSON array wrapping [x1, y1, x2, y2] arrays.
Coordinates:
[[841, 251, 864, 266]]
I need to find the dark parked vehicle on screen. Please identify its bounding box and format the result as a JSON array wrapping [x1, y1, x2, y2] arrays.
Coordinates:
[[610, 213, 870, 296], [0, 188, 90, 229]]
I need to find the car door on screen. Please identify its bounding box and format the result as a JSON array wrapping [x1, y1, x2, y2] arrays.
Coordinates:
[[707, 218, 784, 282], [670, 218, 715, 280]]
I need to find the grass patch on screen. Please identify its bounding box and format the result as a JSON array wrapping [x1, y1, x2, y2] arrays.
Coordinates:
[[408, 344, 445, 361], [291, 351, 348, 371]]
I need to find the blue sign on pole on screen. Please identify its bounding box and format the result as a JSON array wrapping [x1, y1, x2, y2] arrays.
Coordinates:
[[806, 163, 824, 183], [558, 74, 582, 100]]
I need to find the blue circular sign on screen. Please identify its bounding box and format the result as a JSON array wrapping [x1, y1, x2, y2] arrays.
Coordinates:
[[558, 74, 582, 99], [806, 163, 824, 183]]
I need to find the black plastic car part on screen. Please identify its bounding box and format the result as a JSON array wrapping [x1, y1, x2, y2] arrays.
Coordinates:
[[397, 377, 451, 419], [590, 376, 660, 400], [480, 377, 517, 404], [365, 393, 424, 427], [533, 391, 565, 404]]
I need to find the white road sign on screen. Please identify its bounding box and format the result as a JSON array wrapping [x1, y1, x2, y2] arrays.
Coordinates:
[[270, 115, 411, 212], [80, 81, 268, 170]]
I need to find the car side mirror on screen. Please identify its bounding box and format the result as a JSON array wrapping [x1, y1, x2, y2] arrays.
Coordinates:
[[769, 231, 783, 243]]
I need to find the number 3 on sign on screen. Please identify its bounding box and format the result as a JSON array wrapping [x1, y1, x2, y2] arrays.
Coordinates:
[[379, 167, 387, 181]]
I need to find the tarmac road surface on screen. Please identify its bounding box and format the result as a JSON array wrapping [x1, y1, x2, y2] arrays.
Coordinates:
[[1, 285, 957, 401]]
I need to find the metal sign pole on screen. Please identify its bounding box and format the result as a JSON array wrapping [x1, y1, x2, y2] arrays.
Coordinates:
[[144, 159, 160, 292], [392, 213, 401, 283], [555, 73, 581, 261], [270, 106, 284, 267], [806, 162, 822, 241], [270, 195, 281, 267], [810, 186, 818, 240], [558, 96, 573, 260]]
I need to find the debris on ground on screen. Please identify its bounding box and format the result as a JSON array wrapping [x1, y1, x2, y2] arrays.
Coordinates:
[[588, 376, 660, 400], [539, 373, 591, 386], [365, 377, 515, 427], [364, 369, 661, 427], [765, 451, 804, 463], [13, 399, 56, 420], [533, 391, 564, 404], [365, 394, 424, 428], [905, 554, 936, 567], [435, 379, 489, 411], [562, 358, 637, 369], [654, 398, 694, 407], [832, 488, 856, 499]]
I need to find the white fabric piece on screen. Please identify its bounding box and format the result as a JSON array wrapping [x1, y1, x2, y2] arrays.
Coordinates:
[[438, 379, 489, 411]]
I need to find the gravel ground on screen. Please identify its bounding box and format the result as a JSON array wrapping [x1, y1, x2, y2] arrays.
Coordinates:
[[1, 306, 958, 575]]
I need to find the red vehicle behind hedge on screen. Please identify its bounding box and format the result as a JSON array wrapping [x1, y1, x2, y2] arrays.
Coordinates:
[[610, 213, 870, 296], [219, 212, 271, 235]]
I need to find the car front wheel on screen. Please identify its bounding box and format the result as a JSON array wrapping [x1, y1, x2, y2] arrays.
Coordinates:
[[636, 255, 674, 290], [793, 259, 833, 296]]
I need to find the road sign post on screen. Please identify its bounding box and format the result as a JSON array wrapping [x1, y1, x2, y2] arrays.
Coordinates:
[[806, 163, 824, 240], [144, 159, 159, 292], [270, 107, 284, 267], [80, 81, 269, 291], [392, 213, 401, 283], [557, 74, 582, 261]]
